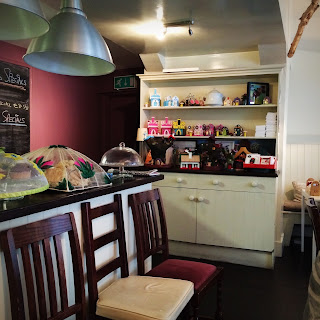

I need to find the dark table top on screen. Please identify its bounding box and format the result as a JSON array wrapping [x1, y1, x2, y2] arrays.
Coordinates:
[[0, 175, 164, 223]]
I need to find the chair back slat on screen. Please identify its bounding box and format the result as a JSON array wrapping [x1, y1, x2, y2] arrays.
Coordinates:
[[96, 257, 123, 282], [13, 215, 73, 248], [20, 245, 37, 319], [149, 201, 160, 248], [81, 194, 129, 317], [140, 203, 153, 253], [0, 213, 85, 320], [306, 198, 320, 253], [90, 202, 119, 220], [53, 234, 68, 311], [43, 238, 58, 316], [93, 229, 121, 251], [31, 242, 47, 319], [67, 214, 85, 320], [145, 202, 156, 250], [129, 188, 170, 275]]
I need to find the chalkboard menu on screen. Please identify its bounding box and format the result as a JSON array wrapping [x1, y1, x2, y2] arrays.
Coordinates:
[[0, 61, 30, 154]]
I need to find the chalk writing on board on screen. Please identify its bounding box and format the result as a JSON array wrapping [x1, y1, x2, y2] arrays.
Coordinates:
[[1, 110, 26, 126], [0, 60, 30, 154]]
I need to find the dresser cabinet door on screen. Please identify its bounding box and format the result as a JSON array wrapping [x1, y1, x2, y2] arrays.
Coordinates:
[[196, 189, 275, 251], [156, 186, 197, 243]]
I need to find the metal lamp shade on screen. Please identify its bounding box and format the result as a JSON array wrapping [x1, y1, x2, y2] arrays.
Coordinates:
[[0, 0, 49, 40], [23, 0, 115, 76]]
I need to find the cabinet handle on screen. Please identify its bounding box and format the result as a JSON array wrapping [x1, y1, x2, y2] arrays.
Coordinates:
[[189, 195, 195, 201], [212, 180, 219, 185], [176, 178, 183, 183], [251, 181, 258, 187], [197, 196, 205, 202]]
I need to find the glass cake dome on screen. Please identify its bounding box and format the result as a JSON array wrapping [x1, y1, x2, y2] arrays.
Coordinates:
[[0, 149, 49, 200], [100, 142, 143, 177]]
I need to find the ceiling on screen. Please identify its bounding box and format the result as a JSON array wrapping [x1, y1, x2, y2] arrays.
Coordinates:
[[13, 0, 286, 70]]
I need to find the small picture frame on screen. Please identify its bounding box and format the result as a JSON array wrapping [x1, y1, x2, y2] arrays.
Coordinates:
[[247, 82, 269, 105]]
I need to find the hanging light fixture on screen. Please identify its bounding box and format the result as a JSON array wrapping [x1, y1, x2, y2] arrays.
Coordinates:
[[0, 0, 49, 40], [23, 0, 115, 76]]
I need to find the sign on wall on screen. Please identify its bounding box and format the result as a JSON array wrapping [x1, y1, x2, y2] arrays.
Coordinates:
[[0, 61, 30, 154], [114, 75, 136, 89]]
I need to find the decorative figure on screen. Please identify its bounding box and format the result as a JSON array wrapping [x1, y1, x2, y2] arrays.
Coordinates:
[[180, 149, 200, 170], [172, 96, 179, 107], [233, 97, 241, 105], [186, 125, 193, 136], [216, 124, 224, 135], [144, 136, 175, 166], [144, 150, 153, 165], [241, 93, 247, 105], [234, 124, 244, 136], [163, 96, 172, 107], [172, 118, 186, 136], [222, 126, 229, 136], [207, 124, 215, 136], [193, 123, 203, 136], [150, 89, 161, 107], [263, 96, 271, 104], [224, 97, 232, 106], [160, 117, 172, 136], [147, 117, 159, 135], [234, 146, 251, 171]]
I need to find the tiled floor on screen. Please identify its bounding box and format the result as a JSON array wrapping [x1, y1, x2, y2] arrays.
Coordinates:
[[168, 233, 312, 320]]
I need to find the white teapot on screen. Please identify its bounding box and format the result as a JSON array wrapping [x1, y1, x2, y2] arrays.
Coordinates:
[[206, 89, 223, 106]]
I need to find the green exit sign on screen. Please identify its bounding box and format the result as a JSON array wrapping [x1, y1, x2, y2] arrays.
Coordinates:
[[114, 75, 137, 89]]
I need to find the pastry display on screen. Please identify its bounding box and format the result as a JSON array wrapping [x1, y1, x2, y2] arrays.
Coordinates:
[[24, 145, 112, 192], [9, 163, 32, 180], [0, 151, 49, 200]]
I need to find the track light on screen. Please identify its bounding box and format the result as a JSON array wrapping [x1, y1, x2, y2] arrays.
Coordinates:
[[164, 19, 194, 37], [189, 25, 193, 36]]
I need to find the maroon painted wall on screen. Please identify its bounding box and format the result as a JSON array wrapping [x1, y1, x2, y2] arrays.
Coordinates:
[[0, 41, 143, 162], [0, 41, 101, 162]]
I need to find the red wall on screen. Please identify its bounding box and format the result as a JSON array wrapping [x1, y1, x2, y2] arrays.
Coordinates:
[[0, 41, 101, 162]]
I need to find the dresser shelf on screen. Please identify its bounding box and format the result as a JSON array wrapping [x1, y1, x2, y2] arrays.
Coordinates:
[[143, 104, 277, 110]]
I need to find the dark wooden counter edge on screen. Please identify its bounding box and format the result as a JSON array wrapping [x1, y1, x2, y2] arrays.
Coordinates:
[[0, 175, 164, 223], [120, 166, 278, 178]]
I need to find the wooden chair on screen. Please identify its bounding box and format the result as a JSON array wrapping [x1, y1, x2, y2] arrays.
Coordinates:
[[306, 198, 320, 253], [129, 188, 224, 320], [81, 194, 194, 320], [0, 213, 85, 320]]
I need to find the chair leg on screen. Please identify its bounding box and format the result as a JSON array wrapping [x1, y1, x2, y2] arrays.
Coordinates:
[[215, 276, 223, 320]]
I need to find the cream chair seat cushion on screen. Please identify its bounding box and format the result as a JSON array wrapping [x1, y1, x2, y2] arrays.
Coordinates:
[[96, 275, 194, 320]]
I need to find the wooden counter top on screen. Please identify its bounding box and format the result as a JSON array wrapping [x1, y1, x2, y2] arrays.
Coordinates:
[[0, 175, 164, 222]]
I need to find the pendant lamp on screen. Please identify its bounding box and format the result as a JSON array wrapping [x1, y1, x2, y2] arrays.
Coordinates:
[[23, 0, 115, 76], [0, 0, 49, 40]]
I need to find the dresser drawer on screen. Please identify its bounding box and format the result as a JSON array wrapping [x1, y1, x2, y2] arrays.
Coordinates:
[[153, 172, 276, 194], [152, 172, 198, 188], [198, 175, 276, 193]]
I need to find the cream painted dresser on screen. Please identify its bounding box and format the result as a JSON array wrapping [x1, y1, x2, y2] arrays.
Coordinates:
[[138, 66, 285, 268], [153, 172, 277, 268]]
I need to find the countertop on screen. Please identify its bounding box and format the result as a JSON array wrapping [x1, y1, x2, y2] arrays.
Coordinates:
[[0, 175, 163, 222], [123, 166, 278, 178]]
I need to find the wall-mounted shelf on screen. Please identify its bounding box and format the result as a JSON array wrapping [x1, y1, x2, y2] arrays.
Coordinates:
[[143, 104, 277, 110], [149, 135, 276, 140]]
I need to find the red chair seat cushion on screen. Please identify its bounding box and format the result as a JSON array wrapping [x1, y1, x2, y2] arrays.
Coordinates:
[[146, 259, 217, 292]]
